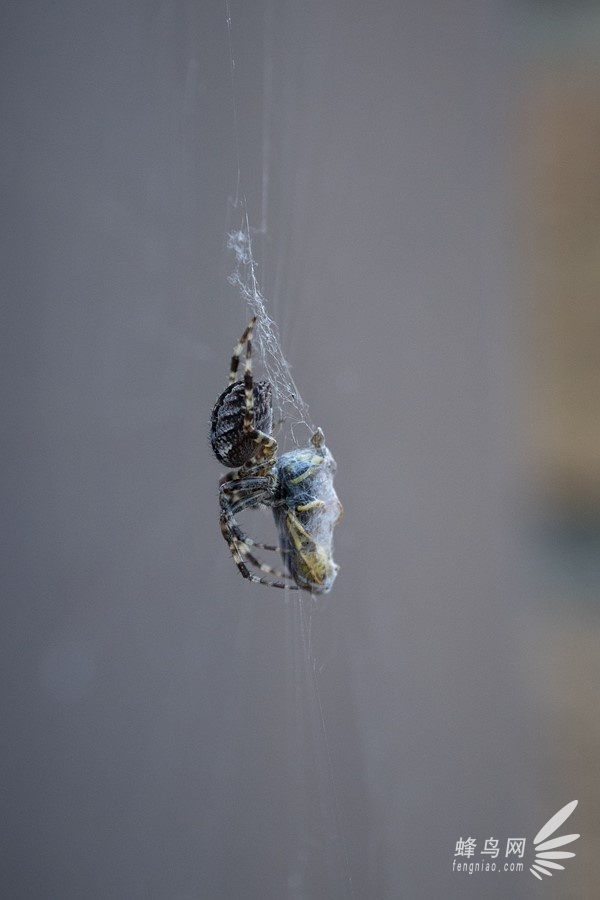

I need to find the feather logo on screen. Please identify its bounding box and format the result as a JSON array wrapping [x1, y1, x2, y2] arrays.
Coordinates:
[[530, 800, 579, 880]]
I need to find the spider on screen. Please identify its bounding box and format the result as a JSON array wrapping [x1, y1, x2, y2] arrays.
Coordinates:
[[210, 317, 343, 593]]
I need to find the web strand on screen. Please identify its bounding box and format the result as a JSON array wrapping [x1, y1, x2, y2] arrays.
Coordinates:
[[225, 0, 241, 208], [227, 210, 315, 448]]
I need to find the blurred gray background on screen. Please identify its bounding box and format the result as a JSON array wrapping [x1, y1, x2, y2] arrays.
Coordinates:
[[2, 1, 598, 898]]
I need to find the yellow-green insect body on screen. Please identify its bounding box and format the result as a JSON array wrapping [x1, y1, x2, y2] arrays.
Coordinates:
[[273, 430, 343, 594]]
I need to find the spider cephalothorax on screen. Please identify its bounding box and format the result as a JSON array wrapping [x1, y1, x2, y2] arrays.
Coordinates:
[[209, 317, 342, 593]]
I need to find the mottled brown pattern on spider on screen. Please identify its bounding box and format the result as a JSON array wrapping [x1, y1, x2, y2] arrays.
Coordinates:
[[210, 379, 273, 468]]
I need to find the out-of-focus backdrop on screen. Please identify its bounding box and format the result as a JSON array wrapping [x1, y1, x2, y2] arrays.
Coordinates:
[[2, 1, 599, 898]]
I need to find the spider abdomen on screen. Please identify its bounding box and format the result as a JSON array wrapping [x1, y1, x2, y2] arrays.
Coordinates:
[[210, 379, 273, 468]]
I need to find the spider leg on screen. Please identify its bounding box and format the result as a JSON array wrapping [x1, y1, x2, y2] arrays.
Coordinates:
[[220, 459, 276, 487], [226, 517, 290, 556], [228, 315, 257, 384], [226, 516, 289, 554], [236, 540, 295, 581], [228, 316, 265, 444], [221, 514, 299, 590], [240, 316, 256, 428], [220, 475, 274, 513], [218, 473, 298, 588], [223, 316, 278, 465]]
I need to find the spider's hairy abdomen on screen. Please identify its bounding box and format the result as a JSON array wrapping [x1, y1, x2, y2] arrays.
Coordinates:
[[210, 379, 273, 468]]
